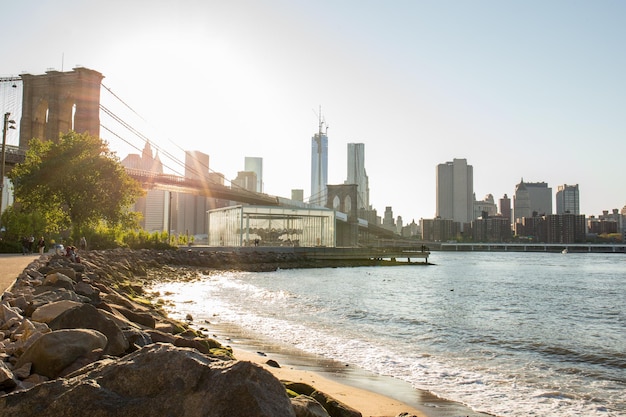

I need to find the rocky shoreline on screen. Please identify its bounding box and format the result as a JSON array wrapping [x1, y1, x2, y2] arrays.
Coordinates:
[[0, 248, 419, 417]]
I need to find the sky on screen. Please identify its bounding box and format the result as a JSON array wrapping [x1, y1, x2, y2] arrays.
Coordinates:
[[1, 0, 625, 222]]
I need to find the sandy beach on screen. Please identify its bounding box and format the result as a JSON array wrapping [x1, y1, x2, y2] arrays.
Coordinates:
[[234, 347, 427, 417], [200, 319, 492, 417]]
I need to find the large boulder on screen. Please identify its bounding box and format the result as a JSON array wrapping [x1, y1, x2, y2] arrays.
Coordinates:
[[45, 268, 77, 281], [0, 303, 23, 327], [0, 362, 17, 391], [311, 390, 362, 417], [112, 305, 156, 328], [42, 272, 75, 290], [48, 303, 129, 356], [31, 288, 90, 305], [31, 300, 83, 323], [74, 281, 101, 302], [291, 395, 331, 417], [14, 329, 107, 379], [0, 343, 296, 417]]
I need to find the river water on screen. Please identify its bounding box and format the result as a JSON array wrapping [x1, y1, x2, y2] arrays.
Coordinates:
[[150, 251, 625, 417]]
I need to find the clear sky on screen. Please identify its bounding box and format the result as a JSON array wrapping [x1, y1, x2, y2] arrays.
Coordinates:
[[2, 0, 625, 222]]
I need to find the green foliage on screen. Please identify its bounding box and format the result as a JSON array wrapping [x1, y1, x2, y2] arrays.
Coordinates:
[[0, 239, 20, 253], [597, 233, 623, 243], [8, 131, 144, 240], [0, 205, 53, 243], [78, 221, 174, 250]]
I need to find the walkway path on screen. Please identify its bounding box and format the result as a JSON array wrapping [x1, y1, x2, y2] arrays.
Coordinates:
[[0, 253, 40, 293]]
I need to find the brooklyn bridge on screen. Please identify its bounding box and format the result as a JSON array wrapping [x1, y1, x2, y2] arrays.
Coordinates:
[[2, 67, 405, 249]]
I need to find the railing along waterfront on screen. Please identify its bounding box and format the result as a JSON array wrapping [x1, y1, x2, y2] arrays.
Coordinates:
[[439, 242, 625, 253]]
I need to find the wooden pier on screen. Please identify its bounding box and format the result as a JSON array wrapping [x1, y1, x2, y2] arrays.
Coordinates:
[[296, 247, 430, 264], [190, 246, 431, 264]]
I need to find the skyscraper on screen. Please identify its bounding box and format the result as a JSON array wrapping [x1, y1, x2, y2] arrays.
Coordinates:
[[556, 184, 580, 215], [232, 171, 257, 192], [244, 157, 263, 193], [178, 150, 212, 237], [513, 178, 552, 221], [310, 118, 328, 206], [382, 206, 396, 232], [513, 181, 531, 221], [436, 158, 474, 226], [185, 151, 209, 180], [346, 143, 369, 210], [514, 179, 552, 221], [500, 194, 512, 223], [121, 142, 167, 232], [526, 182, 552, 216]]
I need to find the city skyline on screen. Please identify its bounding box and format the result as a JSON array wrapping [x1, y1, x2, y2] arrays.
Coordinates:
[[1, 1, 625, 221]]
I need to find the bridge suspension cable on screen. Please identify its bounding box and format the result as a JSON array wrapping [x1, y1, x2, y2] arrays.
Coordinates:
[[101, 83, 146, 121], [99, 87, 193, 177], [99, 82, 275, 199]]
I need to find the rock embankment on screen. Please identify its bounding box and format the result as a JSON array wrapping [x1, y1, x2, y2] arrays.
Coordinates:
[[0, 249, 368, 417]]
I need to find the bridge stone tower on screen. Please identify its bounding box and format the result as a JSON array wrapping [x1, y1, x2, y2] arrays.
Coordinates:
[[326, 184, 360, 246], [19, 67, 103, 148]]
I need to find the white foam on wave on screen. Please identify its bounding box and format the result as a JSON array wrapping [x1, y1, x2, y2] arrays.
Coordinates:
[[150, 274, 622, 417]]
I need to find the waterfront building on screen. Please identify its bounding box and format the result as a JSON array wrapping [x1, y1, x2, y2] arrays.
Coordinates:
[[121, 142, 168, 232], [401, 219, 420, 238], [514, 179, 552, 221], [244, 157, 263, 193], [546, 214, 586, 243], [515, 213, 585, 243], [122, 141, 163, 173], [396, 216, 403, 235], [207, 172, 225, 185], [588, 216, 618, 235], [208, 205, 335, 247], [345, 143, 370, 211], [291, 189, 304, 202], [513, 181, 531, 221], [178, 150, 222, 237], [589, 209, 623, 237], [499, 194, 511, 224], [623, 205, 626, 241], [436, 158, 474, 227], [515, 215, 547, 242], [310, 121, 328, 206], [471, 216, 513, 242], [123, 146, 226, 236], [382, 206, 396, 232], [599, 209, 621, 224], [421, 217, 459, 242], [556, 184, 580, 215], [526, 181, 552, 216], [232, 171, 258, 192], [474, 194, 497, 220], [185, 151, 209, 180]]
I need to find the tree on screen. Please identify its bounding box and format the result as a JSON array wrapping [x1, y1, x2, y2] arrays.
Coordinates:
[[9, 131, 144, 239]]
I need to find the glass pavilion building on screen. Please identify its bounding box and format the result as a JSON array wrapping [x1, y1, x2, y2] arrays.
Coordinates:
[[208, 205, 336, 247]]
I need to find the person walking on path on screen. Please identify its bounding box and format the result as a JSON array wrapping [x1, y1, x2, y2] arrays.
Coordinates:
[[21, 237, 29, 255], [37, 237, 46, 255]]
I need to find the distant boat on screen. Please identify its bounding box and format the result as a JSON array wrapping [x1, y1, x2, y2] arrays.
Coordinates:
[[562, 248, 569, 254]]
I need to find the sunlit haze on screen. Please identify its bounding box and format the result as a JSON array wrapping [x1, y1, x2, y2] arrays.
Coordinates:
[[2, 0, 625, 221]]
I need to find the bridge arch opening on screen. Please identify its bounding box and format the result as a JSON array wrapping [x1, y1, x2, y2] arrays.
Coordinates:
[[344, 195, 352, 213], [333, 195, 340, 210]]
